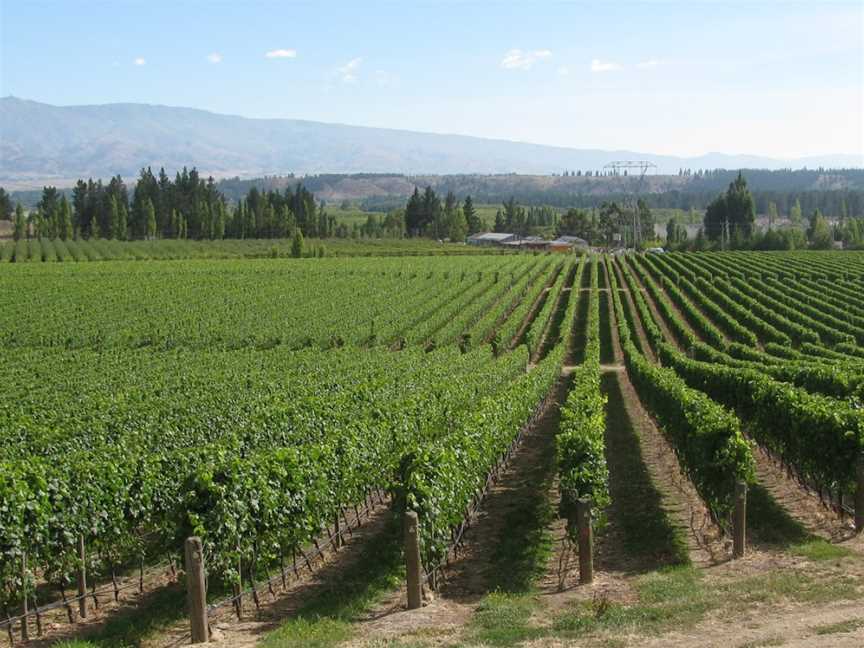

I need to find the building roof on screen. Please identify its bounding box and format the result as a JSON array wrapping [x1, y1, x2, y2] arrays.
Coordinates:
[[549, 236, 588, 247], [467, 232, 516, 242]]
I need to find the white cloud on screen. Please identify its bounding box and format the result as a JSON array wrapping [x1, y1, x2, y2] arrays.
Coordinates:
[[636, 58, 661, 69], [590, 59, 621, 73], [206, 52, 223, 64], [133, 57, 146, 66], [337, 57, 362, 83], [557, 66, 570, 77], [500, 49, 552, 70], [265, 49, 297, 59]]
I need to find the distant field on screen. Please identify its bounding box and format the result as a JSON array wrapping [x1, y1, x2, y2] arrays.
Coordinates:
[[332, 203, 559, 234]]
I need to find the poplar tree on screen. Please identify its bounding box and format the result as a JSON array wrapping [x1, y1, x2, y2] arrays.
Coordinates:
[[790, 199, 803, 226], [0, 188, 12, 221], [118, 203, 128, 240], [291, 229, 304, 258], [767, 202, 778, 230], [59, 196, 73, 240], [108, 194, 120, 239], [448, 206, 468, 242], [145, 198, 157, 239], [13, 203, 25, 241], [463, 195, 481, 234], [215, 203, 226, 239]]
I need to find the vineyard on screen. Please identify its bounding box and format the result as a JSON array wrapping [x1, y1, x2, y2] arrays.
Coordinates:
[[1, 250, 864, 647], [0, 237, 504, 262]]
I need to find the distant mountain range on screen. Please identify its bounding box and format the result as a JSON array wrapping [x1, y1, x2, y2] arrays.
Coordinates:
[[1, 97, 861, 187]]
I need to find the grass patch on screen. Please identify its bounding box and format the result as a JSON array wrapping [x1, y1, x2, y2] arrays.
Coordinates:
[[469, 592, 545, 647], [260, 516, 404, 648], [720, 570, 859, 608], [549, 565, 858, 645], [554, 567, 709, 637], [635, 565, 704, 604], [261, 617, 352, 648], [811, 618, 864, 635], [553, 597, 710, 637], [790, 539, 851, 561]]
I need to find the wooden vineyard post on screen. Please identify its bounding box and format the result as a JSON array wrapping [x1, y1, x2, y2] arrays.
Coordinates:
[[856, 453, 864, 532], [77, 535, 87, 619], [733, 481, 747, 559], [404, 511, 422, 610], [21, 553, 28, 641], [576, 497, 594, 584], [184, 537, 209, 644]]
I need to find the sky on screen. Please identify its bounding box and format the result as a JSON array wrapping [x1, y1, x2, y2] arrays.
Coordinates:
[[1, 0, 862, 160]]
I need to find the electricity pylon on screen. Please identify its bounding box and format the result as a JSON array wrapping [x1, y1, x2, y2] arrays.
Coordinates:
[[603, 161, 658, 248]]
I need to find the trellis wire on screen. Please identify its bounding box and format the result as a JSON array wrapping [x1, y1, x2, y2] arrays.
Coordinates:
[[205, 488, 387, 617]]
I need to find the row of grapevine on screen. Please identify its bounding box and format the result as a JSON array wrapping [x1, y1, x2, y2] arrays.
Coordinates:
[[557, 257, 609, 533], [430, 257, 550, 347], [402, 347, 564, 571], [0, 343, 536, 611], [657, 343, 864, 495], [466, 258, 562, 348], [0, 236, 517, 263], [524, 259, 576, 358], [632, 255, 727, 349], [641, 254, 757, 347], [607, 257, 755, 521]]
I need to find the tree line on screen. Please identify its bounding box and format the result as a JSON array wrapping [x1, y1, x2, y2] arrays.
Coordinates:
[[0, 168, 330, 242], [550, 172, 864, 251], [663, 173, 864, 251], [554, 199, 655, 247]]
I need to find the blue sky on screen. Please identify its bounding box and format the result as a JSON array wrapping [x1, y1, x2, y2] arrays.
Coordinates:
[[1, 1, 862, 159]]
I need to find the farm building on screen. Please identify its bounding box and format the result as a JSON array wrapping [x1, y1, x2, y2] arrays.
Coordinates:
[[548, 236, 589, 252], [502, 235, 548, 251], [467, 232, 517, 246], [468, 232, 588, 252]]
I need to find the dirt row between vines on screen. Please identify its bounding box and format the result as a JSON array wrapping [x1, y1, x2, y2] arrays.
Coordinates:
[[602, 259, 722, 568]]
